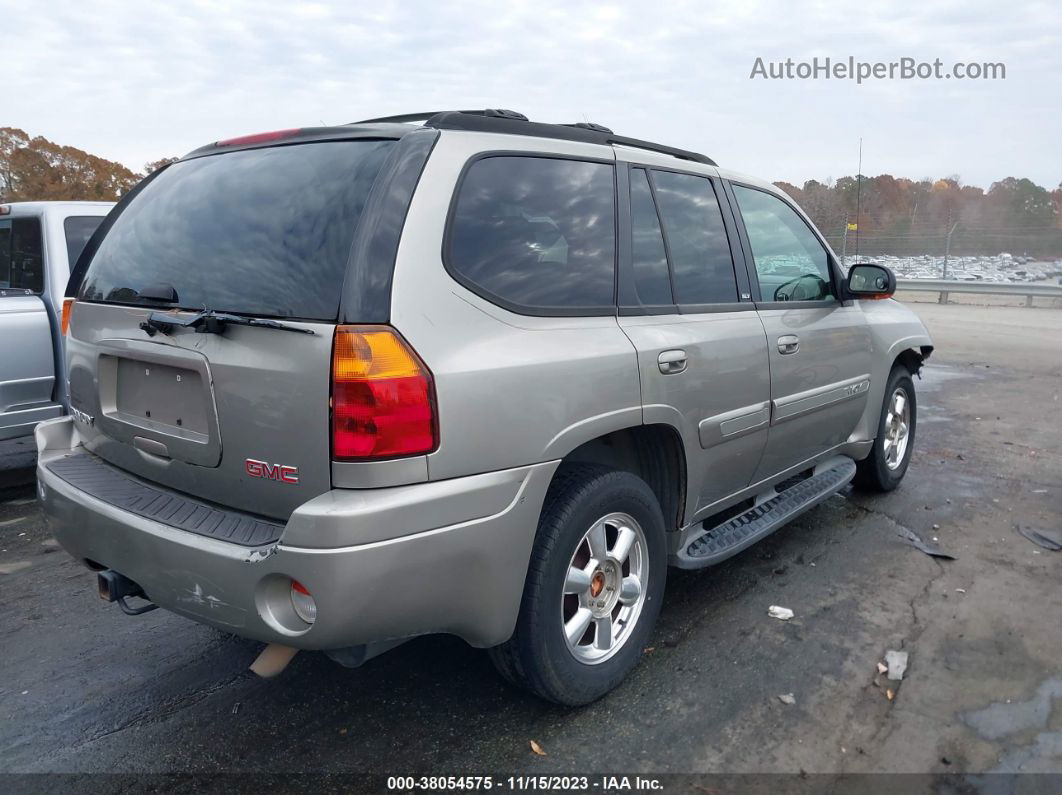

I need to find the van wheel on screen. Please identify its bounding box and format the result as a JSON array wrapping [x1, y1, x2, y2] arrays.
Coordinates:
[[854, 366, 917, 492], [489, 465, 667, 705]]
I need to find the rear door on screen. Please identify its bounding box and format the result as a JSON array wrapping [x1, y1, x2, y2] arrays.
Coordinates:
[[727, 182, 873, 481], [616, 163, 771, 521], [68, 138, 396, 519]]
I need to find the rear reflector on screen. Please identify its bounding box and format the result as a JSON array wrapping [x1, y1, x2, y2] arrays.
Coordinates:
[[61, 298, 74, 336], [290, 580, 317, 624], [216, 128, 301, 147], [331, 326, 437, 460]]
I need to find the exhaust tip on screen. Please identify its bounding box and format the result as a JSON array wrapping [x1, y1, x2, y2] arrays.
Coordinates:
[[97, 570, 120, 602], [96, 570, 157, 614]]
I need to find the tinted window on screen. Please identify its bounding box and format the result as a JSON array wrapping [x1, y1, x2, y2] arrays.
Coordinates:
[[0, 218, 44, 293], [80, 140, 394, 320], [733, 185, 834, 303], [651, 171, 737, 304], [629, 169, 673, 305], [448, 156, 615, 310], [0, 223, 9, 288], [64, 216, 104, 271]]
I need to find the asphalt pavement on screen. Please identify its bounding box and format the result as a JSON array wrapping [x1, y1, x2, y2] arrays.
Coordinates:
[[1, 302, 1059, 787]]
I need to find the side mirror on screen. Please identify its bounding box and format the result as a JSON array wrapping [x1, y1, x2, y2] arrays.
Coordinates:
[[846, 263, 896, 299]]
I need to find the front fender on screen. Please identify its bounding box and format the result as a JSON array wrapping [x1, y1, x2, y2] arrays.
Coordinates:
[[850, 300, 934, 447]]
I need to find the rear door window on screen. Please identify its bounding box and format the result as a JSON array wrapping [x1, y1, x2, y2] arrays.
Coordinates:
[[629, 168, 674, 306], [447, 155, 616, 313], [79, 140, 394, 320], [64, 216, 104, 271], [0, 217, 44, 293], [650, 171, 739, 305]]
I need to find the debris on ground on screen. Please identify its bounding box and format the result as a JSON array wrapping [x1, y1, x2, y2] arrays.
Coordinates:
[[0, 561, 32, 575], [896, 526, 957, 559], [1016, 525, 1062, 551], [876, 662, 888, 675], [885, 650, 909, 681], [886, 688, 895, 701], [768, 605, 794, 620], [530, 740, 547, 756], [643, 647, 655, 654], [778, 693, 796, 705], [956, 588, 966, 594]]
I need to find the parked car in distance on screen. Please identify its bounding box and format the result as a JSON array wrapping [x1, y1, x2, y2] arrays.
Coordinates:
[[1, 202, 112, 453], [36, 111, 932, 704]]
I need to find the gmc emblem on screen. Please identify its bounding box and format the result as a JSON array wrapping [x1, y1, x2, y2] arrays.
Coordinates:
[[245, 458, 299, 484]]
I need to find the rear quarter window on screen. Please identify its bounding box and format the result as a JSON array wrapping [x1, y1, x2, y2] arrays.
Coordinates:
[[446, 155, 616, 314], [63, 215, 104, 271]]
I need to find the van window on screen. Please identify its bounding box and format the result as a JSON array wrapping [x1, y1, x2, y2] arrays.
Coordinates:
[[79, 140, 394, 320], [651, 171, 738, 305], [447, 155, 616, 312], [64, 216, 104, 271], [0, 218, 44, 293]]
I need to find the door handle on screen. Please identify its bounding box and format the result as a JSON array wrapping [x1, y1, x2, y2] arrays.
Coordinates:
[[658, 349, 687, 374], [777, 335, 800, 355]]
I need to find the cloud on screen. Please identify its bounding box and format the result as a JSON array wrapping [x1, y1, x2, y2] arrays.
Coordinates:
[[4, 0, 1059, 186]]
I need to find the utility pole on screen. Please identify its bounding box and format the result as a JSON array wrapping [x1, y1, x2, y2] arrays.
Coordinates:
[[942, 220, 959, 280], [855, 137, 863, 257]]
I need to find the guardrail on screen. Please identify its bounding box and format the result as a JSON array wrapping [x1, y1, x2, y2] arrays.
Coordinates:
[[896, 278, 1062, 306]]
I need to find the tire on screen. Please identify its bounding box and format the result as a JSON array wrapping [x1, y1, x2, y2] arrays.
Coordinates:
[[854, 365, 917, 492], [489, 464, 668, 705]]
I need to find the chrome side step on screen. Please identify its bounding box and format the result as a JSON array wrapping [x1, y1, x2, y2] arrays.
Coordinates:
[[673, 458, 857, 570]]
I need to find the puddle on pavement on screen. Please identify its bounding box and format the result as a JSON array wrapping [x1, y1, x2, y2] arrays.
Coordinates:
[[961, 676, 1062, 775], [917, 363, 979, 394], [963, 677, 1062, 741], [916, 364, 976, 426]]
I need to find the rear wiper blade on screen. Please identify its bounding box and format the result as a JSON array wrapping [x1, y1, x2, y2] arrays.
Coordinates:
[[141, 310, 315, 336]]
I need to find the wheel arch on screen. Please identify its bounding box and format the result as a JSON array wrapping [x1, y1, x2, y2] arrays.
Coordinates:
[[555, 423, 687, 533]]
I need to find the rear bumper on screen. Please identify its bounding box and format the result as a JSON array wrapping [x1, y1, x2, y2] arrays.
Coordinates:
[[36, 417, 556, 650]]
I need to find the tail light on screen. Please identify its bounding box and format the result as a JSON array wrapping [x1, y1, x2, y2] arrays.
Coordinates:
[[331, 326, 437, 460], [61, 298, 75, 336]]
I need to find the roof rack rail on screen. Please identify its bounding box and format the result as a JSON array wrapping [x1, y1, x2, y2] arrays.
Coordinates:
[[353, 109, 529, 125], [349, 109, 716, 166]]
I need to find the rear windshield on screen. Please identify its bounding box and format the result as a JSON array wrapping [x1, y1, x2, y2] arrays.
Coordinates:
[[80, 140, 394, 320]]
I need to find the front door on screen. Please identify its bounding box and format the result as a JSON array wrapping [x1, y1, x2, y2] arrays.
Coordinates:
[[728, 183, 873, 482]]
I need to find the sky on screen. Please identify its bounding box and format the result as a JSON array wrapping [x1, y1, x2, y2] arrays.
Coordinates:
[[7, 0, 1060, 188]]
